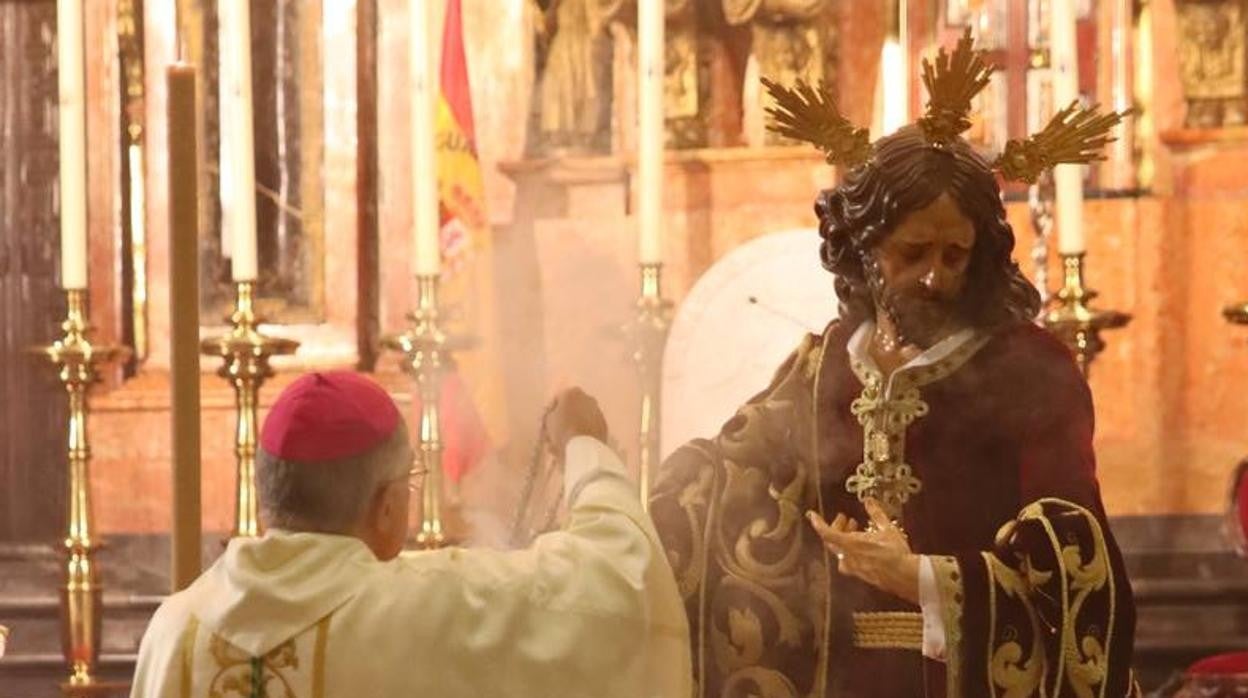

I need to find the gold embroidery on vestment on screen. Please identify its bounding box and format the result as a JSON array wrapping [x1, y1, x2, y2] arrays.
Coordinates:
[[180, 616, 200, 698], [845, 333, 990, 521], [931, 555, 965, 698]]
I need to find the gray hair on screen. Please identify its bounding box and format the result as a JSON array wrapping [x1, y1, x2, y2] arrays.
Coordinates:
[[257, 422, 412, 533]]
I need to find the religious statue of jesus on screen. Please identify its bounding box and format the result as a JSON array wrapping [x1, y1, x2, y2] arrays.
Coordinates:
[[649, 32, 1139, 697]]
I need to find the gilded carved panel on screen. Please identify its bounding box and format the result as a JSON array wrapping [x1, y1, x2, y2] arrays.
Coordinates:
[[1177, 0, 1248, 127], [726, 0, 837, 147]]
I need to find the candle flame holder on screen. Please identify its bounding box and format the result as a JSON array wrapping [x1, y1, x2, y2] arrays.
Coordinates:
[[627, 263, 672, 509], [201, 281, 299, 539], [1042, 253, 1131, 377], [31, 289, 129, 691]]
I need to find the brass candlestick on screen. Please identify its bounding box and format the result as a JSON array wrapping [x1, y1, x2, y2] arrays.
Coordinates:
[[32, 289, 129, 689], [629, 263, 672, 510], [201, 281, 299, 539], [1226, 300, 1248, 327], [1042, 253, 1131, 377], [383, 274, 469, 549]]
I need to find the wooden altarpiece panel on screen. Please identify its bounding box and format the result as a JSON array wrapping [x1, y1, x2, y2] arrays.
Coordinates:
[[0, 0, 69, 543]]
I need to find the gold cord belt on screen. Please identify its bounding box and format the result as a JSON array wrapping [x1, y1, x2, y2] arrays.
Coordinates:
[[852, 611, 923, 651]]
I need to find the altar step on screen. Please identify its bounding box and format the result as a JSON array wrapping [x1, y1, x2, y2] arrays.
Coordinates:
[[1132, 577, 1248, 691], [0, 594, 157, 697], [0, 538, 181, 697]]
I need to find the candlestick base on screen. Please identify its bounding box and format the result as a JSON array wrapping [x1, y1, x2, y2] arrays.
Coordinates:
[[29, 290, 130, 691], [382, 275, 475, 549], [201, 281, 299, 540], [1041, 253, 1131, 377], [626, 263, 672, 509]]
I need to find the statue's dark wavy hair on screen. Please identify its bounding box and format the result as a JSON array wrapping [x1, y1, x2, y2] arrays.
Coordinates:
[[816, 126, 1042, 329]]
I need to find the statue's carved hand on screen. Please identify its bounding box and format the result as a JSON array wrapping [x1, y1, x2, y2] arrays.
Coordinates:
[[807, 499, 920, 605]]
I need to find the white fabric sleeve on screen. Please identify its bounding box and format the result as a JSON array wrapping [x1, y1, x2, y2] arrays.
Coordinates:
[[562, 435, 631, 504], [393, 435, 692, 698], [919, 554, 948, 661]]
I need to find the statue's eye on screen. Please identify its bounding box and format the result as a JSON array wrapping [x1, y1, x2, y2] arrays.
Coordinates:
[[900, 244, 926, 262], [944, 247, 969, 267]]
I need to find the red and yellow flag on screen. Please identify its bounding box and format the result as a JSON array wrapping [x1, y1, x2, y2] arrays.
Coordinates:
[[428, 0, 504, 484], [436, 0, 486, 270]]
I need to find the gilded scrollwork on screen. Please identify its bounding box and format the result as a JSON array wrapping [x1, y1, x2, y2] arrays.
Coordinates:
[[983, 499, 1119, 698], [649, 331, 828, 697], [208, 634, 301, 698]]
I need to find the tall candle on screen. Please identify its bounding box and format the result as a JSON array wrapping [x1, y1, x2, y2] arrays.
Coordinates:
[[638, 0, 665, 265], [1050, 0, 1085, 254], [410, 0, 440, 276], [219, 0, 259, 281], [167, 64, 203, 592], [879, 0, 909, 136], [57, 0, 88, 290]]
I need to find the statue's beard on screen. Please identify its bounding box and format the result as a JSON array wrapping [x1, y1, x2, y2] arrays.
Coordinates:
[[879, 289, 957, 349], [864, 259, 960, 349]]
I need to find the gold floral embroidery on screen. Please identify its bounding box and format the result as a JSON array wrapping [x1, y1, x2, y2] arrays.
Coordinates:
[[985, 552, 1045, 698], [984, 499, 1120, 698], [930, 555, 965, 698], [650, 331, 827, 698], [845, 333, 990, 521], [1035, 498, 1114, 698], [208, 634, 300, 698]]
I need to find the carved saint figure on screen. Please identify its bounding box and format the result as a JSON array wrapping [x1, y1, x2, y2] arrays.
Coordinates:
[[724, 0, 837, 144], [530, 0, 626, 154], [1177, 0, 1246, 127]]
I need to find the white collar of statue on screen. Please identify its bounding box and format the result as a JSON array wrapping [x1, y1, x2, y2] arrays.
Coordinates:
[[844, 321, 990, 521]]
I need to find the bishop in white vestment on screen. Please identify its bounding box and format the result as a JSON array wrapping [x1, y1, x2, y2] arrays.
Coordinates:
[[131, 373, 691, 698]]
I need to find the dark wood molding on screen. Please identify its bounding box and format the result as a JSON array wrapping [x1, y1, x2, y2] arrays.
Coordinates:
[[356, 0, 380, 370]]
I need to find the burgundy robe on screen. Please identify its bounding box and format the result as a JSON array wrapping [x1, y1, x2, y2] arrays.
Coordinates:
[[649, 320, 1136, 697]]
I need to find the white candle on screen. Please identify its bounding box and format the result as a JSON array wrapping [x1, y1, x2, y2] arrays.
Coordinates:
[[880, 0, 909, 136], [1050, 0, 1085, 254], [410, 0, 440, 276], [57, 0, 88, 290], [637, 0, 664, 265], [219, 0, 259, 281]]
